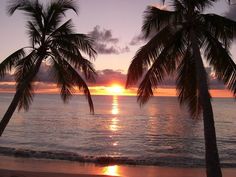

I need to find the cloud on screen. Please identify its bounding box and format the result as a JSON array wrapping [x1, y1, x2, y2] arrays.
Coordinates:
[[0, 64, 55, 83], [89, 25, 130, 54], [0, 65, 227, 91], [0, 73, 14, 82], [129, 34, 145, 46], [93, 69, 127, 86], [129, 31, 156, 46], [89, 25, 119, 43]]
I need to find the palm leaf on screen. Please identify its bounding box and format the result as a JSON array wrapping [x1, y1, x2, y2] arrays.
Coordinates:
[[8, 0, 45, 32], [14, 51, 37, 111], [176, 48, 201, 118], [51, 34, 96, 61], [186, 0, 216, 11], [61, 60, 94, 113], [203, 29, 236, 96], [142, 6, 178, 38], [201, 13, 236, 49], [53, 59, 74, 102], [126, 25, 174, 87], [137, 27, 186, 104], [0, 48, 25, 78], [51, 54, 94, 113], [59, 34, 97, 59], [44, 0, 78, 33], [48, 19, 74, 38], [57, 47, 97, 81], [26, 21, 42, 47]]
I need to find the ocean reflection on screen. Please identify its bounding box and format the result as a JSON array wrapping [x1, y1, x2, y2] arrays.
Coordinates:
[[102, 165, 119, 176], [111, 96, 119, 115], [110, 118, 119, 132], [109, 96, 120, 132]]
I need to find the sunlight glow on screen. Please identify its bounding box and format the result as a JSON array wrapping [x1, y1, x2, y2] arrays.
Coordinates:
[[107, 84, 124, 95], [103, 165, 119, 176]]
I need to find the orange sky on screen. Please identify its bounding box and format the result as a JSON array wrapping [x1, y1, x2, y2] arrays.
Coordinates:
[[0, 82, 233, 98]]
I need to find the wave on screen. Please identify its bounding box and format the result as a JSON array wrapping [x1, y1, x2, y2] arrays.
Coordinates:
[[0, 146, 235, 167]]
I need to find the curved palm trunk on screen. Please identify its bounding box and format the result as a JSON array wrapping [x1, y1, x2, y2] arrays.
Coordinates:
[[192, 35, 222, 177], [0, 58, 43, 136]]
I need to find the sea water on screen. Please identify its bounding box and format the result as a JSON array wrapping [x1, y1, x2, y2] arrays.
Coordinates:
[[0, 93, 235, 167]]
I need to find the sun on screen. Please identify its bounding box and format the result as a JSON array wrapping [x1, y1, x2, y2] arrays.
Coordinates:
[[107, 84, 124, 95]]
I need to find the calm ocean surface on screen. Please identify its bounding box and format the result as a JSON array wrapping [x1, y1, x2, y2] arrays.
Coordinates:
[[0, 93, 235, 167]]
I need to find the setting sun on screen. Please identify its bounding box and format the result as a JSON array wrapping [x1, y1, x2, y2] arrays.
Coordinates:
[[106, 84, 124, 95]]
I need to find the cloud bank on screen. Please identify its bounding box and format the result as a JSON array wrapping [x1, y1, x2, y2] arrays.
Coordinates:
[[129, 34, 145, 46], [0, 64, 226, 91], [89, 25, 130, 54]]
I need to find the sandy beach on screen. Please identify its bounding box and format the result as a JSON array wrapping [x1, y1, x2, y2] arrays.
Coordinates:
[[0, 155, 235, 177]]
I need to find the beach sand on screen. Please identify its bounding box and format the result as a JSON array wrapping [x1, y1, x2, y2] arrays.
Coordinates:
[[0, 155, 235, 177]]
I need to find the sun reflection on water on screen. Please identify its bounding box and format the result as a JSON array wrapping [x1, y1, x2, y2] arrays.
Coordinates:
[[110, 118, 119, 132], [110, 96, 120, 132], [102, 165, 119, 176], [109, 96, 121, 147], [111, 96, 119, 115]]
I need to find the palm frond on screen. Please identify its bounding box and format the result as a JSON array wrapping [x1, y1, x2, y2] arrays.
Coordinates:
[[126, 25, 174, 87], [142, 6, 178, 38], [51, 53, 94, 113], [17, 79, 34, 111], [176, 48, 201, 118], [61, 60, 94, 113], [203, 29, 236, 96], [187, 0, 216, 11], [14, 51, 37, 111], [49, 19, 74, 37], [52, 0, 78, 15], [0, 48, 25, 78], [57, 47, 97, 81], [172, 0, 185, 12], [50, 49, 74, 102], [137, 27, 186, 104], [26, 21, 42, 47], [14, 51, 36, 82], [51, 33, 96, 60], [44, 0, 78, 32], [59, 34, 97, 59], [8, 0, 45, 32], [201, 13, 236, 49]]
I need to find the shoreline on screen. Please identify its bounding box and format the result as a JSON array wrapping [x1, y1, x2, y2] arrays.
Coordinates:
[[0, 155, 236, 177]]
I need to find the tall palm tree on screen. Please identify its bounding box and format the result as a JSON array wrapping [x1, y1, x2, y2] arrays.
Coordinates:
[[126, 0, 236, 177], [0, 0, 96, 136]]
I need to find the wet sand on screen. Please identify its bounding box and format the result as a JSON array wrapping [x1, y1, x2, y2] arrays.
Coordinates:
[[0, 155, 235, 177]]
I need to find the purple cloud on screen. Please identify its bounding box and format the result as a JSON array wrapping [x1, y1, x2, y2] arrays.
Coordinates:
[[129, 34, 145, 46], [89, 25, 130, 54]]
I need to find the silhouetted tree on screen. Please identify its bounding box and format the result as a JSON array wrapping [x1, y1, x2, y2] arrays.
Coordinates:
[[126, 1, 236, 177], [0, 0, 96, 136]]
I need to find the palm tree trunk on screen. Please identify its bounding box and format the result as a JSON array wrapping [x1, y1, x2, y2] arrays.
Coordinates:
[[191, 34, 222, 177], [0, 58, 43, 136]]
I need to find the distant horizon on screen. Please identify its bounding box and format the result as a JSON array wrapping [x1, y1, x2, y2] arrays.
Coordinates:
[[0, 83, 233, 98]]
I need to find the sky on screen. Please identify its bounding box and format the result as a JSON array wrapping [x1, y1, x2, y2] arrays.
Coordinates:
[[0, 0, 236, 96]]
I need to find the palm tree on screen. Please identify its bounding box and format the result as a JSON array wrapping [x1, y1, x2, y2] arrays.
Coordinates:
[[0, 0, 97, 136], [126, 0, 236, 177]]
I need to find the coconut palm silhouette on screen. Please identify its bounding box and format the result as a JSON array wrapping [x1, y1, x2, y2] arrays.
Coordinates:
[[126, 1, 236, 177], [0, 0, 96, 136]]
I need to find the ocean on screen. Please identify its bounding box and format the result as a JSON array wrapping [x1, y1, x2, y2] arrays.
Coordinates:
[[0, 93, 235, 167]]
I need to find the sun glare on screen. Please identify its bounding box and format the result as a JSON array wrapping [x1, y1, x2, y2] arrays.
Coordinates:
[[107, 84, 124, 95], [103, 165, 119, 176]]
